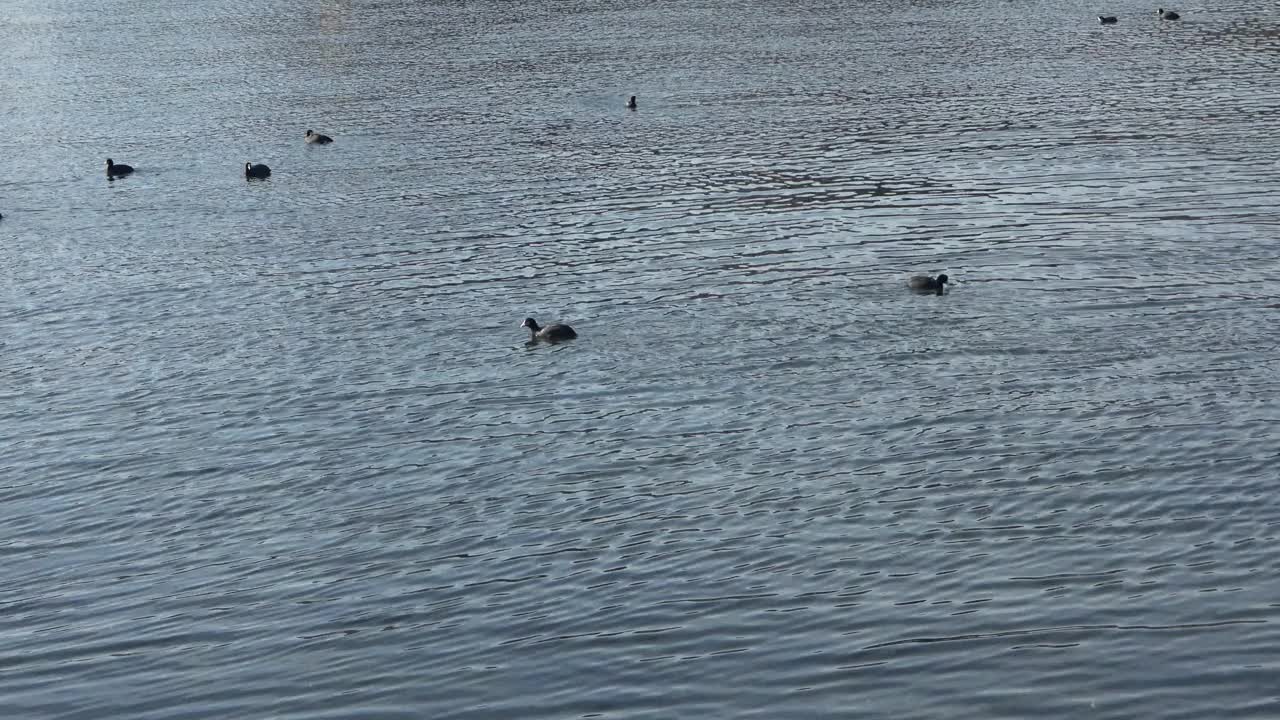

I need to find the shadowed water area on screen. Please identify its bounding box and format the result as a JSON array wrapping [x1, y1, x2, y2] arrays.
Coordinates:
[[3, 0, 1280, 717]]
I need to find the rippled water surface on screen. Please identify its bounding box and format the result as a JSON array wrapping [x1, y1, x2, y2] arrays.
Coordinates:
[[3, 0, 1280, 717]]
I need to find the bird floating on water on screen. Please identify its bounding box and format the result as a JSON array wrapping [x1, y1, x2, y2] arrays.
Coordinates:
[[305, 129, 333, 144], [1098, 15, 1118, 24], [626, 95, 637, 110], [1157, 8, 1180, 19], [522, 318, 578, 343], [908, 273, 950, 295], [245, 162, 271, 179], [106, 158, 134, 178]]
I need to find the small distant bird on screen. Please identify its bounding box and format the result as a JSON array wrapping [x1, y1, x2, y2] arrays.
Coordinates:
[[1157, 8, 1180, 19], [106, 158, 134, 177], [1099, 15, 1118, 24], [305, 129, 333, 144], [908, 273, 950, 295], [626, 95, 637, 110], [522, 317, 577, 342], [245, 162, 271, 179]]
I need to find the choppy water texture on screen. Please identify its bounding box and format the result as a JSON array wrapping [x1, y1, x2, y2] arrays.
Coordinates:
[[3, 0, 1280, 717]]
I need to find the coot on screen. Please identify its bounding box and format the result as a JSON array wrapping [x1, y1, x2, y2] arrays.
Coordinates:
[[908, 273, 949, 295], [522, 318, 577, 342], [106, 158, 134, 177]]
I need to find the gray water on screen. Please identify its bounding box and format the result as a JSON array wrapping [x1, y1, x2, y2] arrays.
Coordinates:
[[3, 0, 1280, 717]]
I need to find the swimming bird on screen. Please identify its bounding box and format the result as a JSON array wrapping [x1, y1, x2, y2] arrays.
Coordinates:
[[245, 162, 271, 179], [626, 95, 637, 110], [522, 317, 577, 342], [908, 273, 949, 295], [305, 129, 333, 144], [106, 158, 134, 177], [1099, 15, 1118, 24], [1157, 8, 1180, 19]]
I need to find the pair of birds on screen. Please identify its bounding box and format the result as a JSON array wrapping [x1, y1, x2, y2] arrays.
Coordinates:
[[104, 129, 334, 180], [523, 273, 952, 343], [252, 129, 331, 177], [1100, 8, 1180, 22]]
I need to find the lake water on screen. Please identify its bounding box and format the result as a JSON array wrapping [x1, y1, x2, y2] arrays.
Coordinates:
[[3, 0, 1280, 717]]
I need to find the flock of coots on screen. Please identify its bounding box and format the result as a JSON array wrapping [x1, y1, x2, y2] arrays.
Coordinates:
[[87, 97, 955, 347], [104, 129, 335, 182]]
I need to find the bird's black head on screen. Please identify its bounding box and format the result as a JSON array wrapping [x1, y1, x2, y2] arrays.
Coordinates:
[[521, 318, 539, 331]]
